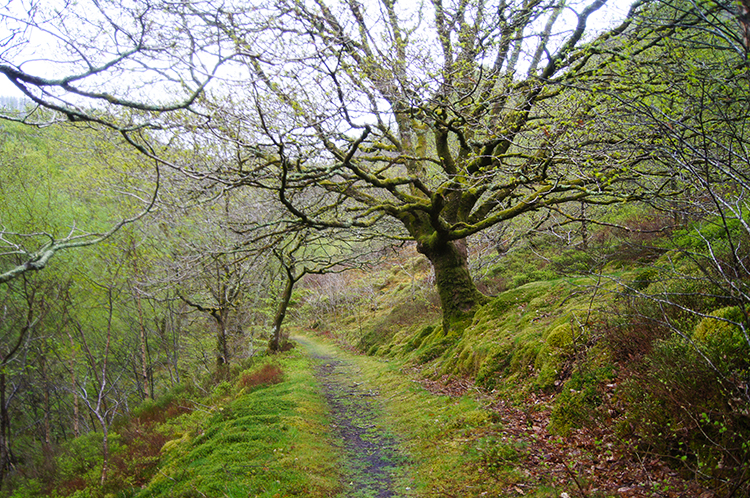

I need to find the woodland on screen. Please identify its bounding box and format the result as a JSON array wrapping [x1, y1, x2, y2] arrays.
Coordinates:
[[1, 0, 750, 495]]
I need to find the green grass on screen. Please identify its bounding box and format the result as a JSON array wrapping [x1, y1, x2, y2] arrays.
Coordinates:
[[135, 353, 342, 498], [295, 335, 527, 497]]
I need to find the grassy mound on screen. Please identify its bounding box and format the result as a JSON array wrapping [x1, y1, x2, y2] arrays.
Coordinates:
[[137, 353, 341, 498]]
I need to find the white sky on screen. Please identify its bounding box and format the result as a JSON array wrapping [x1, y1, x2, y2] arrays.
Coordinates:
[[0, 0, 636, 101]]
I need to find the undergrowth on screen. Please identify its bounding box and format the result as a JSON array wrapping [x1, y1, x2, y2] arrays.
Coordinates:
[[8, 352, 341, 498]]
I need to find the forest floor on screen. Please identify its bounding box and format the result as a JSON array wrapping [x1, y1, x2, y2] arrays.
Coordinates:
[[295, 334, 716, 498], [418, 374, 716, 497]]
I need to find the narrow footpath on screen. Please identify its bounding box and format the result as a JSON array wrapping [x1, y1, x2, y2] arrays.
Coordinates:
[[295, 337, 405, 498], [292, 335, 715, 498]]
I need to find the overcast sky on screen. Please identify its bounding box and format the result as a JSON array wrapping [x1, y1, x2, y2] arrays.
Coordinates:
[[0, 0, 634, 101]]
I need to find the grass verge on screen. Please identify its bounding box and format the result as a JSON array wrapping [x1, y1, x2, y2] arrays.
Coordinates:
[[135, 350, 342, 498], [296, 334, 529, 497]]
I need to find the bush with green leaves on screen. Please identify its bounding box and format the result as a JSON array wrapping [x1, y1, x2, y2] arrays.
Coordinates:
[[610, 303, 750, 494], [52, 432, 123, 496]]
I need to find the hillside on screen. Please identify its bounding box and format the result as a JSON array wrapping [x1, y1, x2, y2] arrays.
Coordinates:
[[285, 235, 734, 496], [3, 0, 750, 495], [6, 223, 741, 497]]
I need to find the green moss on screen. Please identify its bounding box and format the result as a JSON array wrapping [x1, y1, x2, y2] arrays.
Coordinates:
[[447, 409, 493, 429], [690, 306, 750, 372], [510, 270, 558, 289], [417, 336, 454, 363], [404, 277, 608, 398], [693, 306, 748, 351], [628, 267, 658, 291], [404, 325, 435, 352], [480, 283, 548, 319], [506, 339, 542, 375], [357, 299, 435, 351], [211, 381, 232, 398], [475, 346, 512, 390], [545, 323, 574, 349], [455, 346, 478, 375], [532, 343, 567, 392], [139, 351, 341, 498], [550, 363, 616, 435], [511, 273, 530, 288]]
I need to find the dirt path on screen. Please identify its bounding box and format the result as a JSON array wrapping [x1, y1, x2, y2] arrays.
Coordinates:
[[295, 337, 404, 498]]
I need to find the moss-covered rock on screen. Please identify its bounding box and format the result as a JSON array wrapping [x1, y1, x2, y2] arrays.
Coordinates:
[[693, 306, 747, 350], [545, 323, 575, 349], [692, 306, 749, 368]]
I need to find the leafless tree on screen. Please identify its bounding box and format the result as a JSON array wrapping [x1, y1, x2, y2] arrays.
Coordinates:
[[180, 0, 654, 333]]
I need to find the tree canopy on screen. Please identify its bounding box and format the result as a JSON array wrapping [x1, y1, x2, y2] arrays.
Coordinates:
[[174, 0, 653, 330], [1, 0, 747, 330]]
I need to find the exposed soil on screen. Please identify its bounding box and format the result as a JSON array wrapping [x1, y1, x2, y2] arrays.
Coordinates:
[[297, 337, 403, 498]]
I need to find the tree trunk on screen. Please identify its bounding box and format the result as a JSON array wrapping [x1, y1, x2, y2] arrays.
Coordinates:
[[417, 238, 489, 333], [66, 329, 80, 438], [0, 311, 30, 488], [135, 291, 152, 399], [172, 304, 184, 385], [39, 346, 53, 475], [99, 416, 109, 486], [213, 311, 230, 380], [269, 273, 295, 352], [0, 372, 11, 489]]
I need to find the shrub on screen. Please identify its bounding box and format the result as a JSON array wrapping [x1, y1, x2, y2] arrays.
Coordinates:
[[603, 312, 670, 365], [510, 273, 529, 288], [212, 380, 233, 397], [605, 271, 717, 365], [237, 363, 284, 390], [54, 432, 120, 495], [616, 331, 750, 494], [129, 387, 193, 426]]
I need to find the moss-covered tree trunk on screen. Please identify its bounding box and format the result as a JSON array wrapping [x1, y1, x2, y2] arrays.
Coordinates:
[[417, 238, 489, 333], [269, 273, 294, 353], [211, 309, 230, 381]]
